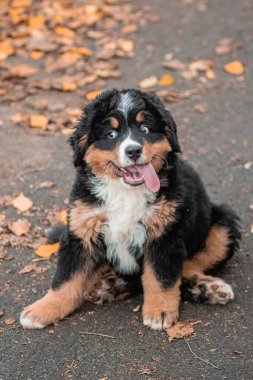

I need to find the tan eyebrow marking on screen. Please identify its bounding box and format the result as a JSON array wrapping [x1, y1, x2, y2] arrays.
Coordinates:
[[109, 117, 119, 129], [136, 111, 144, 123]]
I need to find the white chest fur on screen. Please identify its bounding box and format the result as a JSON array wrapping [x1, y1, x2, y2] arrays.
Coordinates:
[[91, 178, 156, 274]]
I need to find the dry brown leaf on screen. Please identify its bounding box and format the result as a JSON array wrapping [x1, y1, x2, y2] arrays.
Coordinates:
[[166, 322, 195, 342], [224, 61, 244, 75], [35, 242, 60, 258], [163, 59, 185, 71], [189, 60, 214, 72], [12, 193, 33, 212], [18, 264, 37, 274], [86, 90, 102, 101], [117, 39, 134, 54], [9, 65, 38, 77], [38, 181, 55, 189], [10, 219, 30, 236], [61, 127, 73, 136], [62, 82, 77, 92], [31, 51, 44, 60], [55, 26, 75, 39], [0, 214, 6, 222], [58, 210, 68, 224], [193, 104, 205, 113], [205, 69, 216, 80], [0, 310, 4, 318], [159, 74, 174, 87], [70, 47, 92, 57], [30, 114, 48, 128], [180, 69, 198, 80], [10, 113, 28, 124], [0, 39, 14, 60], [4, 317, 16, 325], [138, 76, 158, 89], [28, 15, 45, 29], [121, 24, 138, 34]]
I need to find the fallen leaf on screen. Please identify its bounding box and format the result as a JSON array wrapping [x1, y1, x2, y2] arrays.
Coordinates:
[[9, 65, 38, 77], [121, 24, 138, 34], [0, 214, 6, 222], [189, 60, 214, 72], [4, 317, 16, 325], [35, 242, 60, 258], [138, 76, 158, 89], [18, 264, 37, 274], [58, 210, 68, 224], [244, 161, 252, 170], [159, 74, 174, 87], [0, 310, 4, 318], [163, 59, 185, 71], [30, 114, 48, 128], [166, 322, 195, 342], [70, 47, 92, 57], [117, 38, 134, 54], [62, 82, 77, 92], [28, 15, 45, 29], [205, 69, 216, 80], [10, 219, 30, 236], [12, 193, 33, 212], [55, 26, 75, 39], [193, 104, 205, 113], [10, 113, 28, 124], [224, 61, 244, 75], [133, 305, 141, 312], [31, 51, 44, 60], [180, 69, 198, 80], [0, 39, 14, 60], [215, 39, 240, 55], [38, 181, 55, 189], [61, 127, 73, 136], [86, 90, 102, 101]]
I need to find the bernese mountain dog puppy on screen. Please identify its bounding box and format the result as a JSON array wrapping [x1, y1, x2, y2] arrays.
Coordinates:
[[20, 89, 241, 330]]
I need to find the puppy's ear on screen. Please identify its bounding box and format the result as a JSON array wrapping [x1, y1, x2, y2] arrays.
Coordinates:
[[69, 121, 88, 167], [141, 92, 181, 153]]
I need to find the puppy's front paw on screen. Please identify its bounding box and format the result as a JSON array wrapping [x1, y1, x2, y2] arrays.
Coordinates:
[[143, 304, 179, 331]]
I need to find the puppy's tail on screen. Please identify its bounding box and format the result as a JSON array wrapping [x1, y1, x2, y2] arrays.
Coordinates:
[[46, 224, 67, 243]]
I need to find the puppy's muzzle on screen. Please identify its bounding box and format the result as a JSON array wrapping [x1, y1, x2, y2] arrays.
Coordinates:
[[125, 145, 142, 163]]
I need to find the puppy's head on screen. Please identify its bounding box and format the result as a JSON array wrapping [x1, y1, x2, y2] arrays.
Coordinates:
[[71, 89, 180, 192]]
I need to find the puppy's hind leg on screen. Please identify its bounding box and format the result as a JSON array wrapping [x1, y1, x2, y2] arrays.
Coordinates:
[[182, 204, 241, 305], [20, 233, 97, 329]]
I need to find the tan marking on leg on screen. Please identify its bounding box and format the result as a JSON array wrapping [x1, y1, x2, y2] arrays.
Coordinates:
[[183, 226, 230, 282], [142, 195, 178, 241], [142, 261, 180, 330], [20, 271, 86, 328], [69, 200, 106, 252]]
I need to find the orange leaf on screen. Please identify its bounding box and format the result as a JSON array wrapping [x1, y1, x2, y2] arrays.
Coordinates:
[[59, 52, 79, 64], [166, 322, 195, 343], [35, 243, 60, 258], [58, 210, 68, 224], [138, 76, 158, 89], [9, 65, 38, 77], [10, 113, 28, 124], [70, 47, 92, 57], [30, 115, 48, 128], [0, 39, 14, 60], [4, 317, 16, 325], [28, 15, 45, 29], [62, 82, 77, 92], [224, 61, 244, 75], [12, 193, 33, 212], [159, 74, 174, 87], [31, 51, 44, 60], [86, 90, 102, 101], [10, 219, 30, 236], [117, 39, 134, 53], [55, 26, 75, 39]]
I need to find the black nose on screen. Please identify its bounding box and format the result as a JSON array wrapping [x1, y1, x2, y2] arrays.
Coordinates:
[[125, 145, 142, 161]]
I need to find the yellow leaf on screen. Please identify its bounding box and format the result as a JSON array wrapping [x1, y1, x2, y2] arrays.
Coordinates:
[[28, 15, 45, 29], [31, 51, 44, 60], [159, 74, 174, 87], [224, 61, 244, 75], [138, 76, 158, 89], [55, 26, 75, 39], [10, 219, 30, 236], [30, 115, 48, 128], [62, 82, 77, 92], [86, 90, 102, 101], [35, 243, 60, 258], [9, 65, 38, 77], [58, 210, 68, 224], [0, 39, 14, 60], [12, 193, 33, 212], [70, 47, 92, 57]]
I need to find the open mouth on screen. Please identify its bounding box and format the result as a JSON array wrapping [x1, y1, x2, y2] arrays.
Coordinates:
[[110, 162, 160, 192]]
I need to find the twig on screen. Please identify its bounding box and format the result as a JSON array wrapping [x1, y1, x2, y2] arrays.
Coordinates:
[[80, 331, 115, 339], [184, 338, 219, 369]]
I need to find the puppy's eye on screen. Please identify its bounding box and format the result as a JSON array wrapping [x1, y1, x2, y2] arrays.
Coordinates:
[[107, 130, 118, 139], [140, 125, 150, 134]]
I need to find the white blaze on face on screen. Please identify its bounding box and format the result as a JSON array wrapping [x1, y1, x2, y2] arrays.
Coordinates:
[[117, 92, 134, 116]]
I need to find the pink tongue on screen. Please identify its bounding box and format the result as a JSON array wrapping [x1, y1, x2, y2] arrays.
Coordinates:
[[134, 163, 160, 193]]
